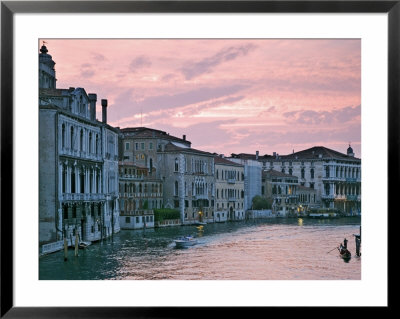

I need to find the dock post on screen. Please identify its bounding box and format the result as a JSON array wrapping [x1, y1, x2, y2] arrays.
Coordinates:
[[63, 237, 68, 261], [74, 233, 79, 257]]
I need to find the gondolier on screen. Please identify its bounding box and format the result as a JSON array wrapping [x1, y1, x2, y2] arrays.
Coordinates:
[[343, 238, 348, 249]]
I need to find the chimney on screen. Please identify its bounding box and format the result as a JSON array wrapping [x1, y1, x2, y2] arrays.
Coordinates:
[[101, 99, 108, 123], [183, 134, 186, 141], [88, 93, 97, 121], [256, 151, 259, 160]]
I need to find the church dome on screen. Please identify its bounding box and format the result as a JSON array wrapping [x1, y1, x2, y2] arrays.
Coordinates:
[[39, 45, 55, 67]]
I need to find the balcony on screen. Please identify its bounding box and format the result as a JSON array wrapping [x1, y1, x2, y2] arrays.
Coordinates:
[[59, 148, 102, 162], [227, 178, 236, 184], [61, 193, 105, 201], [345, 178, 361, 183], [119, 174, 144, 181], [321, 194, 335, 200], [193, 194, 208, 200], [346, 195, 361, 201]]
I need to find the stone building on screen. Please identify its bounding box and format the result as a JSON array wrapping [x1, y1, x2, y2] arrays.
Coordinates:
[[262, 169, 299, 216], [118, 162, 162, 229], [228, 153, 263, 211], [296, 185, 318, 215], [237, 146, 361, 214], [119, 127, 215, 224], [158, 143, 215, 224], [214, 155, 245, 222], [39, 44, 120, 251]]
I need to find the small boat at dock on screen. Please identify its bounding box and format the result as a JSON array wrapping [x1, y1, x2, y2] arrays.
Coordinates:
[[174, 235, 197, 248], [78, 241, 91, 249]]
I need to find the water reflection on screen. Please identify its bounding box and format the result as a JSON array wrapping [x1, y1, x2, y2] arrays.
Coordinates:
[[40, 217, 361, 280]]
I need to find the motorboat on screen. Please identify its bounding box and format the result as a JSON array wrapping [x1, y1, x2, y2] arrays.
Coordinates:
[[78, 241, 92, 249], [174, 235, 197, 248]]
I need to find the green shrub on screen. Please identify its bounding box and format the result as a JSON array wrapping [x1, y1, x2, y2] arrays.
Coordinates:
[[154, 208, 180, 222], [252, 195, 272, 210]]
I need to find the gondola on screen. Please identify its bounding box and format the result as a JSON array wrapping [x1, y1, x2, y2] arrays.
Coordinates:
[[337, 246, 351, 260]]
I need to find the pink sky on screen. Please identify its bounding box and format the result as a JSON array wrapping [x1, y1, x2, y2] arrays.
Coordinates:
[[41, 39, 361, 158]]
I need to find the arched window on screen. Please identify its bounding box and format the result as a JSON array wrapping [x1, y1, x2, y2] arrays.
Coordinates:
[[325, 166, 330, 178], [80, 171, 84, 193], [174, 158, 179, 172]]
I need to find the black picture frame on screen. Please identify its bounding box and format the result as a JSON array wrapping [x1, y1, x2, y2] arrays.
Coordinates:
[[1, 0, 395, 317]]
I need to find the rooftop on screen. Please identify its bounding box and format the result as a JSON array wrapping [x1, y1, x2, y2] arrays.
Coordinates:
[[120, 127, 191, 146], [214, 156, 244, 167], [163, 142, 214, 157]]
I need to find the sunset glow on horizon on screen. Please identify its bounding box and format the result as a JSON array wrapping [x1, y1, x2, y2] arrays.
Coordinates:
[[41, 38, 361, 158]]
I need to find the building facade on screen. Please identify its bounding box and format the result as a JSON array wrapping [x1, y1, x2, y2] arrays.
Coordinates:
[[39, 44, 120, 250], [262, 170, 299, 216], [118, 162, 162, 229], [158, 143, 215, 224], [119, 127, 216, 224], [238, 146, 361, 214], [214, 156, 245, 222], [228, 154, 262, 211]]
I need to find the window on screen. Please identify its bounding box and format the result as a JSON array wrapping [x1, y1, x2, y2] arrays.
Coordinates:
[[136, 216, 140, 223], [125, 217, 131, 224], [149, 142, 153, 150], [63, 206, 68, 220], [141, 142, 145, 150], [174, 181, 179, 196], [80, 130, 83, 151], [310, 168, 314, 179], [301, 168, 305, 179], [70, 127, 74, 150], [289, 168, 292, 175], [135, 143, 139, 150], [61, 124, 66, 148], [89, 132, 92, 153], [125, 142, 130, 150], [174, 158, 179, 172]]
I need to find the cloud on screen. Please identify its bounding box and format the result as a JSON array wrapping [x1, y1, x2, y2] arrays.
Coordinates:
[[80, 63, 96, 78], [91, 53, 106, 61], [129, 55, 152, 72], [181, 44, 257, 80], [108, 83, 249, 122], [283, 105, 360, 125]]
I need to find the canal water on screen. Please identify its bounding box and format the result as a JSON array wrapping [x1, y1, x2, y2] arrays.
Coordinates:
[[39, 217, 361, 280]]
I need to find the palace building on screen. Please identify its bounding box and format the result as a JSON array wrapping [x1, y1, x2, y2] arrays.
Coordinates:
[[233, 146, 361, 215], [119, 127, 215, 224], [39, 44, 120, 252]]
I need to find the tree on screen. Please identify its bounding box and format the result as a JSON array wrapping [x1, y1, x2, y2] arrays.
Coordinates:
[[252, 195, 272, 210]]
